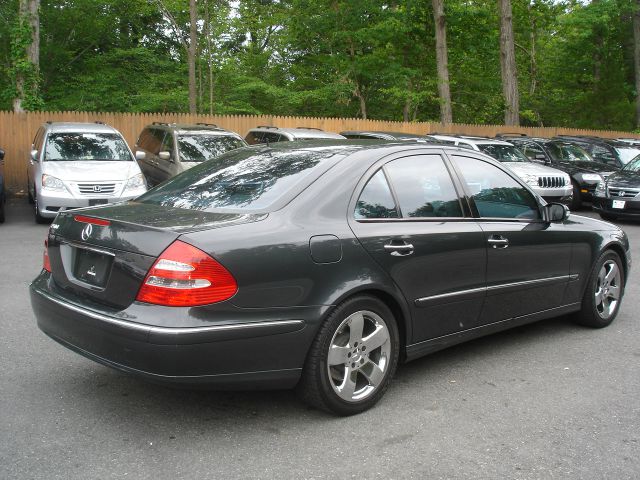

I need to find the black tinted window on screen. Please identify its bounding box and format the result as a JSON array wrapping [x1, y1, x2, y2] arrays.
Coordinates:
[[138, 148, 342, 211], [454, 156, 540, 220], [478, 144, 529, 162], [177, 134, 245, 163], [355, 170, 398, 219], [385, 156, 462, 218], [44, 133, 132, 161], [590, 144, 618, 166]]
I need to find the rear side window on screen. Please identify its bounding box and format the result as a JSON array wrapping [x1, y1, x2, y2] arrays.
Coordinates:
[[137, 148, 342, 211], [384, 156, 462, 218], [354, 170, 398, 219], [177, 134, 245, 163], [453, 155, 540, 220]]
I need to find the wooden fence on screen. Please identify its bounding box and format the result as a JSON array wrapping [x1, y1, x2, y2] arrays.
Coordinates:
[[1, 110, 638, 193]]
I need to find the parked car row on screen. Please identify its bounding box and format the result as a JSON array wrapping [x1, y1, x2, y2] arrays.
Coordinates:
[[8, 121, 640, 225]]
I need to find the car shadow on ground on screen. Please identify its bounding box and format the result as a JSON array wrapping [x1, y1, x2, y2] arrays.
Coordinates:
[[39, 314, 583, 428]]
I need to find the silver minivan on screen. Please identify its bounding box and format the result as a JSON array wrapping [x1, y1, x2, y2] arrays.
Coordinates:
[[27, 122, 147, 223]]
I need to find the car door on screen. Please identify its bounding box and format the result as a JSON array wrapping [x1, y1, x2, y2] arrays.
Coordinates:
[[450, 154, 572, 324], [348, 152, 487, 343], [139, 128, 166, 186]]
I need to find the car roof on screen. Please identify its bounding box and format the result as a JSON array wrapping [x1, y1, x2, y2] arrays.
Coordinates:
[[147, 122, 239, 135], [340, 130, 430, 140], [249, 126, 346, 140], [429, 134, 513, 146], [44, 122, 120, 134]]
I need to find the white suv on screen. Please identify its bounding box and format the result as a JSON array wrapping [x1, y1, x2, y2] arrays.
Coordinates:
[[429, 135, 573, 205]]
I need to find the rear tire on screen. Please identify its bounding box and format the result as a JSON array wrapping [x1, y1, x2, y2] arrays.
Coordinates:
[[34, 194, 47, 224], [297, 295, 399, 416], [0, 196, 5, 223], [574, 250, 624, 328]]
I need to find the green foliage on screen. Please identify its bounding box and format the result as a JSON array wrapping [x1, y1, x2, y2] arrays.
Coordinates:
[[0, 0, 637, 130]]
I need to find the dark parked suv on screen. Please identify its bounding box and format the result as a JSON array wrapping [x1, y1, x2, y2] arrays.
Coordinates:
[[135, 122, 247, 187], [505, 136, 618, 209], [555, 136, 640, 168]]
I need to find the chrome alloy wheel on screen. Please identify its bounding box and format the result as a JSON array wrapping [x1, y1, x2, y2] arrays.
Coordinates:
[[595, 260, 622, 320], [326, 310, 391, 402]]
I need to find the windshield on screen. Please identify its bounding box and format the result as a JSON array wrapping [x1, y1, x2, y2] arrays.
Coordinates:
[[177, 134, 246, 163], [622, 154, 640, 172], [137, 147, 343, 212], [44, 133, 132, 161], [615, 146, 640, 165], [477, 144, 530, 163], [546, 143, 593, 163]]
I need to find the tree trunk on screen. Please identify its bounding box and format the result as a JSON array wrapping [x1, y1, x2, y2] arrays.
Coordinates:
[[634, 0, 640, 128], [498, 0, 519, 126], [432, 0, 453, 124], [188, 0, 197, 114], [13, 0, 40, 113]]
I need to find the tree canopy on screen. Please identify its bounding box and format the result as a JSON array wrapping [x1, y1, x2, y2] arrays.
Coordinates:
[[1, 0, 639, 130]]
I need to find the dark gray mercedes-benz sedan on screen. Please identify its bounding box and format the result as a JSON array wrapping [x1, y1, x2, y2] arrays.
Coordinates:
[[30, 141, 630, 415]]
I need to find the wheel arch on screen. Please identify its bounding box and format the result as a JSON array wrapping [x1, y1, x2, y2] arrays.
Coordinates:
[[603, 242, 629, 282], [325, 285, 412, 362]]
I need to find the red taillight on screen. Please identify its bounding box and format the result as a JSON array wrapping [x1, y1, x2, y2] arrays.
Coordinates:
[[74, 215, 110, 226], [136, 240, 237, 307], [43, 239, 51, 272]]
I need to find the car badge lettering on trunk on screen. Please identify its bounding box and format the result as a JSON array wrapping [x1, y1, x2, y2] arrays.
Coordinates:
[[81, 223, 93, 241]]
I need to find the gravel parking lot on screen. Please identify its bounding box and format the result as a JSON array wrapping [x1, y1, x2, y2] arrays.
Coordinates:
[[1, 198, 638, 480]]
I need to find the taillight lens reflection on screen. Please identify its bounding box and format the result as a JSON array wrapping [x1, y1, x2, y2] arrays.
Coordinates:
[[136, 240, 237, 307]]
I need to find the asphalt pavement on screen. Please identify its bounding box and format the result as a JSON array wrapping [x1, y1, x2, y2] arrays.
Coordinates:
[[1, 197, 638, 480]]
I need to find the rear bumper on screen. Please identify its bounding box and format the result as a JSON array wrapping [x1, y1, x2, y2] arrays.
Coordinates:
[[30, 275, 310, 389]]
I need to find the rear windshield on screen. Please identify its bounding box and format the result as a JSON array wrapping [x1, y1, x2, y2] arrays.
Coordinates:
[[44, 133, 132, 161], [477, 144, 529, 163], [177, 134, 246, 163], [137, 147, 343, 212]]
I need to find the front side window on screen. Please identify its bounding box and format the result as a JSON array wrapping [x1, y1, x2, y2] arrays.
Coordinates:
[[160, 133, 174, 156], [453, 155, 540, 220], [44, 133, 132, 162], [177, 134, 246, 163], [590, 144, 618, 166], [546, 143, 593, 163], [384, 156, 463, 218]]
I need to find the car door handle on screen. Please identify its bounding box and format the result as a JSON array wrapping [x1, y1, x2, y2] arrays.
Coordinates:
[[488, 235, 509, 249], [384, 242, 414, 256]]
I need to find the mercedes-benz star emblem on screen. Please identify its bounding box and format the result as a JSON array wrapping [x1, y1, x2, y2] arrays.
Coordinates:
[[81, 223, 93, 241]]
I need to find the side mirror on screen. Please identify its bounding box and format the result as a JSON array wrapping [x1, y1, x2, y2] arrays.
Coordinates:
[[30, 149, 39, 162], [135, 150, 146, 160], [0, 149, 4, 160], [542, 203, 569, 223], [158, 151, 172, 161]]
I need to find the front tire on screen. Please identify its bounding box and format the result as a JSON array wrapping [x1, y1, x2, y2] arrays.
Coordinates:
[[34, 193, 47, 224], [297, 295, 399, 415], [574, 250, 624, 328]]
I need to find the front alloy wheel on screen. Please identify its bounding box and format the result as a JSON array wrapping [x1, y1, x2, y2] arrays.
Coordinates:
[[298, 295, 399, 415], [574, 250, 624, 328]]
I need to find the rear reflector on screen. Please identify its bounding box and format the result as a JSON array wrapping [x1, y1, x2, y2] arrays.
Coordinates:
[[74, 215, 110, 226], [43, 239, 51, 272], [136, 240, 237, 307]]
